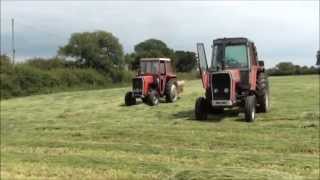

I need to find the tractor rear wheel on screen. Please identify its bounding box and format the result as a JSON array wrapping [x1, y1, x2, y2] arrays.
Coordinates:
[[244, 95, 256, 122], [147, 89, 159, 106], [195, 97, 208, 120], [165, 79, 178, 103], [125, 91, 136, 106], [256, 72, 270, 112]]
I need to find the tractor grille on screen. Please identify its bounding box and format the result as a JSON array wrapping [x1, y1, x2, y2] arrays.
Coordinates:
[[211, 73, 231, 100], [132, 78, 143, 96]]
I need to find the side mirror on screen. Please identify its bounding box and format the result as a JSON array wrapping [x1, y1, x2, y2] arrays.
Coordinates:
[[258, 60, 264, 67]]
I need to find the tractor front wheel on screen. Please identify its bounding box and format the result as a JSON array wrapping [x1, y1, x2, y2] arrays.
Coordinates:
[[195, 97, 208, 120], [165, 79, 178, 103], [244, 95, 256, 122], [125, 91, 136, 106], [147, 89, 159, 106]]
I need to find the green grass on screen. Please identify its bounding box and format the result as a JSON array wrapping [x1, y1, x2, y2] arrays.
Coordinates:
[[1, 75, 319, 179]]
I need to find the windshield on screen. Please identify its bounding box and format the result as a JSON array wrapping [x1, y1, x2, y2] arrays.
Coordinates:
[[211, 44, 248, 70], [140, 61, 159, 74]]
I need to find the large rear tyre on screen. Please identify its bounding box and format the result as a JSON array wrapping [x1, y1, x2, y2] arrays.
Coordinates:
[[244, 95, 256, 122], [165, 79, 178, 103], [195, 97, 208, 120], [125, 91, 136, 106], [147, 89, 159, 106], [258, 91, 270, 113], [256, 72, 270, 113]]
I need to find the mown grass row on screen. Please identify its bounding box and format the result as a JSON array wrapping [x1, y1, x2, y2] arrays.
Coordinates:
[[1, 75, 319, 179]]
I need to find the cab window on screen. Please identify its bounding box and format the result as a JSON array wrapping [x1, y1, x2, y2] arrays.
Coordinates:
[[166, 62, 172, 73], [224, 45, 248, 68], [160, 62, 165, 74], [140, 61, 159, 74]]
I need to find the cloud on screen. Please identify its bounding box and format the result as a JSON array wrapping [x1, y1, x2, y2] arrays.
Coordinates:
[[1, 1, 318, 67]]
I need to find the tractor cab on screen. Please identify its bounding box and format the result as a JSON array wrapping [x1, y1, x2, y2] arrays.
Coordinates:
[[211, 41, 249, 70], [139, 58, 174, 76]]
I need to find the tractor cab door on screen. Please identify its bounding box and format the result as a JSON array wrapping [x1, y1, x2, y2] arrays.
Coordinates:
[[248, 44, 258, 90], [159, 60, 166, 95], [196, 43, 209, 89]]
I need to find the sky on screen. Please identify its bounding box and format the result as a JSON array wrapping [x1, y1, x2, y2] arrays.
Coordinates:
[[1, 1, 319, 68]]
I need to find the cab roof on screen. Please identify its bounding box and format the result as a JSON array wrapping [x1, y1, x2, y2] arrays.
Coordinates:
[[213, 37, 252, 45], [140, 58, 171, 62]]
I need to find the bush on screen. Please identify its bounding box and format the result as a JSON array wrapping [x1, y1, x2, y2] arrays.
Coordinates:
[[0, 73, 20, 98], [14, 64, 49, 95], [109, 69, 134, 83], [69, 68, 111, 86], [0, 64, 114, 99], [26, 57, 65, 70], [0, 55, 14, 73]]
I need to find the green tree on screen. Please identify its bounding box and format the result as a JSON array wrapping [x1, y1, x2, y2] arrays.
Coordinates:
[[124, 53, 136, 70], [275, 62, 296, 75], [175, 51, 196, 72], [131, 39, 176, 70], [58, 31, 124, 73]]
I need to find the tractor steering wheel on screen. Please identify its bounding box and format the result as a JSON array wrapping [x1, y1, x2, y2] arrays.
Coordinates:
[[226, 58, 241, 68]]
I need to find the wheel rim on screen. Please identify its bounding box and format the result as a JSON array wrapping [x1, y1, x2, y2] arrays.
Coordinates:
[[171, 85, 177, 101], [265, 93, 269, 110], [251, 107, 255, 120], [153, 96, 158, 104]]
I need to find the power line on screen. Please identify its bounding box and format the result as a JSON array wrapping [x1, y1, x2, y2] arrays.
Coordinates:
[[0, 18, 73, 62], [1, 18, 69, 57], [1, 18, 68, 45]]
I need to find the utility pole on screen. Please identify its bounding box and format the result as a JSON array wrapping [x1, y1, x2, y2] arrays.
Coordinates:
[[11, 18, 15, 64], [317, 0, 320, 66]]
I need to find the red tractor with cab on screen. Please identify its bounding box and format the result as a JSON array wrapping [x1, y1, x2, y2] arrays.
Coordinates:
[[125, 58, 181, 106], [195, 37, 270, 122]]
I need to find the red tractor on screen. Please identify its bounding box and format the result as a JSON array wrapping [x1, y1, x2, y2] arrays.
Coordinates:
[[125, 58, 180, 106], [195, 37, 270, 122]]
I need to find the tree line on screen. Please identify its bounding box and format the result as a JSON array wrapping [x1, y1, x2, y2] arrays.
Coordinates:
[[0, 30, 318, 99], [57, 31, 197, 73], [266, 62, 318, 76], [0, 30, 197, 99]]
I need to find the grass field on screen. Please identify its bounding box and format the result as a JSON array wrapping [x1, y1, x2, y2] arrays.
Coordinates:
[[1, 75, 319, 179]]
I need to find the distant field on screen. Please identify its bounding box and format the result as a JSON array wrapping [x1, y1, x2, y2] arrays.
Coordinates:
[[1, 75, 319, 179]]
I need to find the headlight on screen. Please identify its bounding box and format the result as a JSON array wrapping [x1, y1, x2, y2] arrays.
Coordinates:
[[224, 88, 229, 93], [214, 88, 219, 93]]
